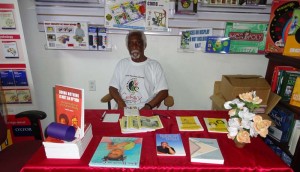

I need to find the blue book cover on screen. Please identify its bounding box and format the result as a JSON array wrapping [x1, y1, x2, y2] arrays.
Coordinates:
[[205, 36, 230, 54], [189, 138, 224, 164], [156, 133, 186, 156], [89, 137, 142, 168], [0, 70, 15, 86], [268, 106, 295, 142], [13, 70, 28, 86]]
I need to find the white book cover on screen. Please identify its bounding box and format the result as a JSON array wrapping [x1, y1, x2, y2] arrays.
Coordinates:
[[2, 41, 18, 58], [0, 10, 16, 29], [176, 116, 204, 131], [145, 0, 169, 32], [288, 120, 300, 155], [189, 138, 224, 164]]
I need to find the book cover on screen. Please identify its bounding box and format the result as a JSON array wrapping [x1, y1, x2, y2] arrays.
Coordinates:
[[205, 36, 230, 54], [97, 27, 107, 50], [290, 77, 300, 107], [271, 66, 297, 92], [55, 85, 84, 138], [13, 70, 28, 86], [124, 106, 140, 116], [265, 0, 300, 53], [0, 70, 15, 86], [189, 138, 224, 164], [89, 137, 143, 168], [278, 71, 300, 101], [88, 26, 98, 50], [268, 106, 295, 142], [175, 0, 198, 15], [224, 22, 268, 54], [2, 41, 18, 58], [203, 118, 228, 133], [3, 89, 17, 104], [0, 10, 16, 29], [180, 28, 213, 51], [145, 0, 169, 31], [283, 8, 300, 57], [288, 120, 300, 155], [176, 116, 204, 131], [44, 21, 89, 50], [16, 89, 31, 103], [156, 133, 186, 156]]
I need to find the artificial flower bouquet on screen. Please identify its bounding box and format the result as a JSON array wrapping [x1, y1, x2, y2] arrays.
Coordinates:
[[224, 91, 272, 144]]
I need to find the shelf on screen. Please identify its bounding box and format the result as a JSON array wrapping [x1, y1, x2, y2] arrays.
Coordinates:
[[199, 4, 267, 9]]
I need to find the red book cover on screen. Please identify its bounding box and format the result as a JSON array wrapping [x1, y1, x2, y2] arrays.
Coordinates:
[[265, 0, 300, 53], [55, 85, 84, 138], [271, 66, 297, 92]]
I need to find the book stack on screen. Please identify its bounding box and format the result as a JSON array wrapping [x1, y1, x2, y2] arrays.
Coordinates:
[[119, 115, 163, 134], [43, 123, 93, 159]]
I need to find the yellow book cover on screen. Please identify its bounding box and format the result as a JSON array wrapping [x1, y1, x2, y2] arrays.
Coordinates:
[[290, 77, 300, 107], [203, 118, 228, 133], [176, 116, 204, 131], [283, 9, 300, 57]]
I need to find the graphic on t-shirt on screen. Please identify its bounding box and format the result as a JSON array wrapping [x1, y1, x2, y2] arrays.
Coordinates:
[[123, 77, 143, 105], [127, 78, 139, 93]]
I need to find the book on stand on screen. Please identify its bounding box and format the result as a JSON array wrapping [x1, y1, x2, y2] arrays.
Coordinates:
[[55, 85, 84, 138], [278, 71, 300, 101], [203, 118, 228, 133], [189, 138, 224, 164], [290, 77, 300, 107], [89, 137, 143, 168], [156, 133, 186, 156], [271, 66, 297, 92], [176, 116, 204, 131]]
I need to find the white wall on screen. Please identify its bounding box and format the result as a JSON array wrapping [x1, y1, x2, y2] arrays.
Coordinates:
[[18, 0, 269, 131]]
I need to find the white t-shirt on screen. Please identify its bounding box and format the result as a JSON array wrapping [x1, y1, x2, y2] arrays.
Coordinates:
[[110, 58, 168, 109]]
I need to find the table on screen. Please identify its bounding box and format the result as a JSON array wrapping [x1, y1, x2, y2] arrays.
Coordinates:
[[21, 110, 293, 172]]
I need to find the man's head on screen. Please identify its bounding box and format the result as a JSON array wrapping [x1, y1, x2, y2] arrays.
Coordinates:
[[161, 142, 169, 148], [125, 30, 147, 61], [77, 23, 81, 28]]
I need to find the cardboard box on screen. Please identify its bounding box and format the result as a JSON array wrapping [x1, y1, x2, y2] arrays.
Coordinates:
[[220, 75, 271, 106]]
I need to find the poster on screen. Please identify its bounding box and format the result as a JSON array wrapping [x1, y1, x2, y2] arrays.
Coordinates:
[[105, 0, 146, 30], [44, 21, 89, 50], [180, 28, 212, 51], [145, 0, 169, 31]]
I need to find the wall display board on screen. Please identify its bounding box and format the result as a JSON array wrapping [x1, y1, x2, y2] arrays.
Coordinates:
[[224, 22, 268, 54], [265, 0, 300, 53], [44, 21, 89, 50], [179, 28, 212, 51]]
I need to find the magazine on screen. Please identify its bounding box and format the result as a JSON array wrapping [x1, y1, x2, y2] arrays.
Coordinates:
[[156, 133, 186, 156], [176, 116, 204, 131], [55, 85, 84, 138], [89, 137, 143, 168], [203, 118, 228, 133], [119, 115, 163, 133]]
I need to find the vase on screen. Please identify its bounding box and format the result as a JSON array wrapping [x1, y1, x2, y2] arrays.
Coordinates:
[[234, 140, 246, 148]]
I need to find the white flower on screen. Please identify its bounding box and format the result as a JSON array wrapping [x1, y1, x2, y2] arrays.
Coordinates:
[[228, 126, 238, 138], [228, 118, 240, 128], [241, 119, 251, 130]]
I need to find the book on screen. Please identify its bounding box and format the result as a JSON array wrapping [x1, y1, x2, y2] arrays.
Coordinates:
[[189, 138, 224, 164], [145, 0, 169, 32], [180, 28, 213, 51], [97, 27, 107, 50], [0, 70, 15, 86], [205, 36, 230, 54], [283, 8, 300, 57], [224, 22, 268, 54], [2, 41, 19, 58], [203, 118, 228, 133], [278, 71, 300, 101], [55, 85, 84, 138], [175, 0, 198, 15], [12, 70, 28, 86], [176, 116, 204, 131], [16, 89, 32, 103], [124, 106, 140, 116], [156, 133, 186, 156], [88, 26, 98, 50], [288, 120, 300, 155], [3, 89, 17, 104], [0, 10, 16, 29], [268, 106, 295, 143], [43, 123, 93, 159], [271, 66, 297, 92], [89, 136, 143, 168], [290, 77, 300, 107]]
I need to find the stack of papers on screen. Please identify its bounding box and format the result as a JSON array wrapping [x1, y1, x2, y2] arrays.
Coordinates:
[[124, 107, 140, 116], [119, 115, 163, 134]]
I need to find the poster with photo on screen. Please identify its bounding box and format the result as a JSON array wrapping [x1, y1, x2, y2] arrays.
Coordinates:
[[105, 0, 146, 30], [44, 21, 89, 50], [145, 0, 169, 31]]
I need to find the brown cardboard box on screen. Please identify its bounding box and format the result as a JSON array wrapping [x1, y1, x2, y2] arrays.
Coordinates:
[[220, 75, 271, 106]]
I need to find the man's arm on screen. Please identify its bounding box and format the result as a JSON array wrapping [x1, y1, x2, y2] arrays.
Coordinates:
[[141, 89, 168, 110], [109, 86, 126, 110]]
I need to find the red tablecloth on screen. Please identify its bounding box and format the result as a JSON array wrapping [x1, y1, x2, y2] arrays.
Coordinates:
[[21, 110, 293, 172]]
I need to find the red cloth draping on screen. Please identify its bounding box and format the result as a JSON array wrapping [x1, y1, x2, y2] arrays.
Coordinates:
[[21, 110, 293, 172]]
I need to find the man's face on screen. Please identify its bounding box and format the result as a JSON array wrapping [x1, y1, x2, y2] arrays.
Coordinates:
[[127, 33, 144, 60], [161, 142, 168, 148]]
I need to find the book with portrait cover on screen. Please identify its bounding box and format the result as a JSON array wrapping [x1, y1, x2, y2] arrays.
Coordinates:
[[189, 138, 224, 164], [55, 85, 84, 138], [203, 118, 228, 133], [89, 137, 143, 168], [176, 116, 204, 131], [156, 133, 186, 156]]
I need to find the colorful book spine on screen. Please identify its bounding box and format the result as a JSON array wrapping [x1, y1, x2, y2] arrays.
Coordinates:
[[271, 66, 297, 92]]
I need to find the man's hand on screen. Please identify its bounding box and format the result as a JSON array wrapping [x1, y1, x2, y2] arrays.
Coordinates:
[[117, 101, 126, 110]]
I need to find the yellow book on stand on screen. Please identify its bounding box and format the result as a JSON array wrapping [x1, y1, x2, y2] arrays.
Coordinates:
[[290, 77, 300, 107]]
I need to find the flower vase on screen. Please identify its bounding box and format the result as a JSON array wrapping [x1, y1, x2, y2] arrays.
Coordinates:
[[234, 140, 246, 148]]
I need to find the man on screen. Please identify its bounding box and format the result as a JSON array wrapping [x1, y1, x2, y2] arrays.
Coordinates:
[[109, 30, 168, 110], [157, 142, 175, 155]]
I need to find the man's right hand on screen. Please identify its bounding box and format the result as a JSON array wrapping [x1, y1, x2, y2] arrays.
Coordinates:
[[117, 101, 126, 110]]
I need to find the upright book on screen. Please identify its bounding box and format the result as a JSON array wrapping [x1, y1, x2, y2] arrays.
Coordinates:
[[203, 118, 228, 133], [176, 116, 204, 131], [89, 137, 143, 168], [55, 85, 84, 138], [189, 138, 224, 164], [156, 133, 186, 156], [290, 77, 300, 107]]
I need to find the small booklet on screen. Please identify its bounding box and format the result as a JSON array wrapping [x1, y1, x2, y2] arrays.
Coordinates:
[[203, 118, 228, 133], [156, 133, 186, 156], [176, 116, 204, 131], [124, 107, 140, 116]]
